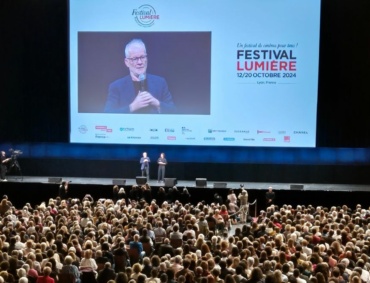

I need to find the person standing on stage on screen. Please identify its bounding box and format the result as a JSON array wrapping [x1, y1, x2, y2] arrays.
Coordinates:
[[59, 181, 69, 199], [238, 187, 249, 223], [227, 189, 237, 204], [1, 151, 10, 182], [265, 186, 275, 207], [140, 152, 150, 180], [157, 153, 167, 183]]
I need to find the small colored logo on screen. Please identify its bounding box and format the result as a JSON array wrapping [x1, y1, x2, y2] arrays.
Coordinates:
[[234, 130, 250, 134], [293, 131, 308, 134], [96, 126, 112, 133], [132, 4, 159, 27], [78, 125, 88, 134], [208, 129, 226, 133], [120, 127, 134, 131], [257, 130, 270, 134], [181, 127, 192, 134]]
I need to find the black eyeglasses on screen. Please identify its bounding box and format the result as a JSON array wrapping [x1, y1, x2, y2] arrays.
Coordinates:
[[126, 55, 147, 63]]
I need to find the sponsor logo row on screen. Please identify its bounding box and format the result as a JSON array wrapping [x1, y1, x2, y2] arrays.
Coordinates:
[[92, 135, 293, 143], [78, 125, 309, 136], [78, 125, 309, 143]]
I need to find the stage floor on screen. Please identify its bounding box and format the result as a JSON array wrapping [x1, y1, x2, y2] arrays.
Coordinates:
[[5, 175, 370, 192]]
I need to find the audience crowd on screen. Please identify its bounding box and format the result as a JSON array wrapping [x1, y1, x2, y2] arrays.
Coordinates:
[[0, 185, 369, 283]]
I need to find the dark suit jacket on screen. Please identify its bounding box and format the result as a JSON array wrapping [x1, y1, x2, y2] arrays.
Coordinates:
[[104, 74, 175, 113], [140, 157, 150, 171], [158, 243, 174, 257], [97, 267, 116, 283]]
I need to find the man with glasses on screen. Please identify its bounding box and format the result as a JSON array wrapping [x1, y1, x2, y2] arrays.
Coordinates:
[[104, 38, 175, 114]]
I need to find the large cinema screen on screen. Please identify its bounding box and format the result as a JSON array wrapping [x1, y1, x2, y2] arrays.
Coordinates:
[[69, 0, 321, 147]]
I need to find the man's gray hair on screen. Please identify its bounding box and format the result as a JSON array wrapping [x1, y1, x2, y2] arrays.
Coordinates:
[[125, 38, 146, 58]]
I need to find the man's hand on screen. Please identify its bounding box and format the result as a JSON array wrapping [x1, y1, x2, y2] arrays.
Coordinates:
[[2, 158, 11, 163], [129, 91, 160, 112]]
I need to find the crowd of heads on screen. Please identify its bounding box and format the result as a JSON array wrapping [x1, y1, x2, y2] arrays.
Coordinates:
[[0, 187, 369, 283]]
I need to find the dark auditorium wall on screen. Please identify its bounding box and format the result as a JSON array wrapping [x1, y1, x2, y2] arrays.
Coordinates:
[[1, 0, 370, 183]]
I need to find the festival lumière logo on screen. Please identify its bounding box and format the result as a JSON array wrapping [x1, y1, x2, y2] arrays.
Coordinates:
[[132, 4, 159, 27]]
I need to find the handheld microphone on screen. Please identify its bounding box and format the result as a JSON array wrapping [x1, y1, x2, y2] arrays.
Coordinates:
[[138, 74, 146, 92]]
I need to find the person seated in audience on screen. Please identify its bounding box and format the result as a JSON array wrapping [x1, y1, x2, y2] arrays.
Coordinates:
[[79, 249, 98, 273], [169, 224, 183, 240], [97, 262, 116, 283], [36, 266, 54, 283], [130, 234, 145, 259], [60, 255, 80, 283], [157, 238, 175, 258]]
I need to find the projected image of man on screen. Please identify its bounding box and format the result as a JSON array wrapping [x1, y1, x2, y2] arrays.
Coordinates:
[[104, 39, 175, 114]]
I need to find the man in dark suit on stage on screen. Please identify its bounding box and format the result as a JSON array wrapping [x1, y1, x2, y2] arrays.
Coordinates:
[[104, 38, 175, 114], [140, 152, 150, 180], [58, 181, 69, 199], [157, 152, 167, 183], [265, 186, 275, 207], [0, 151, 10, 181]]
